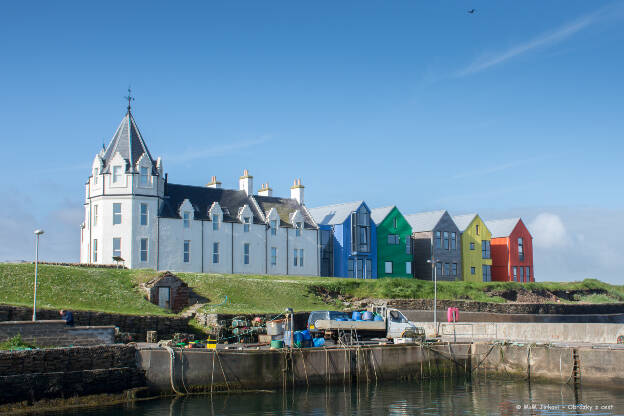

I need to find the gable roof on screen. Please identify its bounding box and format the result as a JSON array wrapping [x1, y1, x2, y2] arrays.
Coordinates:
[[370, 206, 395, 225], [308, 201, 364, 226], [452, 213, 478, 232], [485, 218, 521, 238], [101, 110, 155, 174], [159, 183, 264, 223], [404, 210, 446, 232], [252, 195, 317, 229]]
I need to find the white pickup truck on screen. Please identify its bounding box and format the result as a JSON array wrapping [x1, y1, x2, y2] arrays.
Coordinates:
[[309, 306, 425, 343]]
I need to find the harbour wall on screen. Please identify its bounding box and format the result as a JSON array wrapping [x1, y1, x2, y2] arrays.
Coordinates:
[[472, 342, 624, 388], [0, 345, 144, 405], [137, 343, 472, 393], [0, 320, 115, 346], [412, 322, 624, 344]]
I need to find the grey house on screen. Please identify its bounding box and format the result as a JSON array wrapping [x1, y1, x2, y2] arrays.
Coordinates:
[[405, 210, 462, 281]]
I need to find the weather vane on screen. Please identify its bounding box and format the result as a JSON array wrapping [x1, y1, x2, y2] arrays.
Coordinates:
[[124, 87, 135, 111]]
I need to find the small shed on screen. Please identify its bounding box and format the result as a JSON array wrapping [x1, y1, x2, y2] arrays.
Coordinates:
[[143, 271, 190, 312]]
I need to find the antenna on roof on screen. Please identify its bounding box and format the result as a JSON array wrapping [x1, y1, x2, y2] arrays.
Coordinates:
[[124, 87, 135, 112]]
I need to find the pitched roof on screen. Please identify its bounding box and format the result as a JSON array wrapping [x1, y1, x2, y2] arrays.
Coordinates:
[[159, 183, 264, 223], [404, 210, 446, 232], [308, 201, 364, 225], [371, 206, 395, 225], [452, 213, 478, 232], [252, 195, 317, 229], [485, 218, 521, 238], [101, 110, 155, 173]]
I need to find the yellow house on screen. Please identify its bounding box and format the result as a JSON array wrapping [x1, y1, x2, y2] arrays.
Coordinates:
[[452, 214, 492, 282]]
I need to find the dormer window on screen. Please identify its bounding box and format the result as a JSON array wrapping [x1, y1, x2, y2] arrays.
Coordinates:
[[112, 166, 122, 183], [212, 214, 220, 231], [243, 217, 251, 232], [295, 222, 303, 237], [270, 220, 278, 236], [140, 166, 149, 186], [93, 168, 99, 185], [183, 211, 191, 228]]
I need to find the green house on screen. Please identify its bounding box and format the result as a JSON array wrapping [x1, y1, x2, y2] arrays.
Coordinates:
[[371, 206, 413, 278]]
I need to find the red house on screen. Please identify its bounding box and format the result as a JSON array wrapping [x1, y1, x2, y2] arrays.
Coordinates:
[[485, 218, 534, 283]]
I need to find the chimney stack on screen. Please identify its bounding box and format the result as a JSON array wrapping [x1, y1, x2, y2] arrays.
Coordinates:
[[290, 178, 304, 204], [239, 169, 253, 196], [258, 182, 273, 197], [206, 175, 222, 188]]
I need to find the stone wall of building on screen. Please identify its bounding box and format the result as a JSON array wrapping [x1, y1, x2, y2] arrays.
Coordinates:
[[0, 345, 144, 405]]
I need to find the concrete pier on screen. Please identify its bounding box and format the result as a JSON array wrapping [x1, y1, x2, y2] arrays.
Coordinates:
[[137, 343, 473, 393]]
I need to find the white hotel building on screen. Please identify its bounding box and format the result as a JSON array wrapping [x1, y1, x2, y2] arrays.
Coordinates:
[[80, 107, 320, 276]]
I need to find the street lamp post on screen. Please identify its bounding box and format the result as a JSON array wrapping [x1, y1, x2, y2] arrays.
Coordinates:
[[32, 229, 44, 321], [426, 258, 438, 337]]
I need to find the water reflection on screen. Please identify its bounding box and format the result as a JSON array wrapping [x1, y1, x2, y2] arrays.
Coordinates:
[[48, 378, 623, 416]]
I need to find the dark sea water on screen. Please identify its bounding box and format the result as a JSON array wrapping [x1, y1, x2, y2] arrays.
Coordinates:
[[47, 379, 624, 416]]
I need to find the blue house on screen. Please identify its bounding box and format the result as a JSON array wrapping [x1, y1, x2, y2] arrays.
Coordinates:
[[308, 201, 377, 278]]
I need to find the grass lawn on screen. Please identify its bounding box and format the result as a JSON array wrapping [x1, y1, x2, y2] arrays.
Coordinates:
[[1, 263, 623, 316]]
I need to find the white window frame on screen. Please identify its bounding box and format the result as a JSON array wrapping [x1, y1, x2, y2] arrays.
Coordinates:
[[140, 238, 148, 262], [183, 240, 191, 263], [113, 203, 122, 225], [213, 242, 219, 264], [243, 217, 250, 233], [243, 243, 250, 265], [93, 205, 98, 226], [93, 168, 99, 185], [139, 166, 149, 186], [92, 239, 98, 262], [112, 237, 121, 258], [270, 220, 278, 236], [140, 203, 148, 226], [212, 214, 220, 231], [385, 261, 393, 274], [112, 166, 122, 184], [295, 222, 303, 237]]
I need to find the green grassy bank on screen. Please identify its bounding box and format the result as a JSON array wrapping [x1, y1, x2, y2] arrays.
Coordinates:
[[1, 263, 623, 315]]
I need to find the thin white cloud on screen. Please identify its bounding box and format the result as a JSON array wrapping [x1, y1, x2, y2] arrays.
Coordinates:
[[456, 4, 615, 77], [530, 213, 568, 249], [451, 155, 545, 180], [166, 135, 273, 164]]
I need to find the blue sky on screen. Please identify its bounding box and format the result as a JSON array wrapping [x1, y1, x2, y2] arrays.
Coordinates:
[[1, 1, 623, 283]]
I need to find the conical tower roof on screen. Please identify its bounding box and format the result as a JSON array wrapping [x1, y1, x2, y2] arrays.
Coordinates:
[[101, 109, 155, 173]]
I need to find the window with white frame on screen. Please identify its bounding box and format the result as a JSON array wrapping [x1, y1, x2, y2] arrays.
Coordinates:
[[296, 222, 302, 237], [271, 247, 277, 266], [112, 166, 122, 184], [183, 240, 191, 263], [93, 168, 98, 184], [385, 261, 393, 274], [113, 238, 121, 258], [140, 166, 148, 186], [243, 243, 250, 265], [212, 214, 220, 231], [92, 239, 98, 262], [113, 203, 122, 225], [243, 216, 250, 232], [270, 220, 278, 236], [93, 205, 98, 226], [405, 262, 412, 275], [213, 242, 219, 264], [140, 238, 148, 262], [183, 211, 191, 228], [140, 203, 148, 226]]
